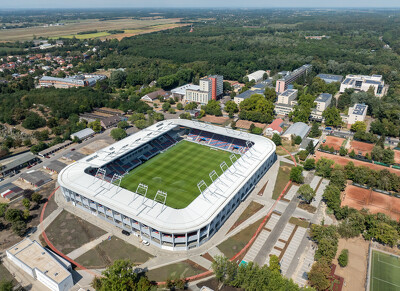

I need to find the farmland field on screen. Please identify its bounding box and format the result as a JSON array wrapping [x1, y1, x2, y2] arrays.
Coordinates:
[[0, 17, 188, 42]]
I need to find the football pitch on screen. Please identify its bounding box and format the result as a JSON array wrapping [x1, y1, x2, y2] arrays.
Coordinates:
[[120, 140, 239, 209], [370, 250, 400, 291]]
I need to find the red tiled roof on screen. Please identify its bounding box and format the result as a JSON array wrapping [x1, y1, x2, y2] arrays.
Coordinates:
[[267, 118, 284, 133]]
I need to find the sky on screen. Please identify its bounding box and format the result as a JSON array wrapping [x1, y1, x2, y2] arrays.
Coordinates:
[[2, 0, 400, 9]]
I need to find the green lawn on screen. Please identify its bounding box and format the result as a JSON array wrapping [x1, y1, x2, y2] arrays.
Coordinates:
[[370, 250, 400, 291], [75, 236, 153, 269], [146, 260, 206, 282], [272, 162, 294, 200], [120, 141, 238, 209], [218, 217, 265, 259], [50, 31, 111, 39]]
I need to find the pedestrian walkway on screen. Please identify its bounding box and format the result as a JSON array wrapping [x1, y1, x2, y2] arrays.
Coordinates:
[[67, 233, 111, 260], [208, 246, 224, 258], [294, 243, 316, 287], [31, 207, 63, 241], [309, 176, 321, 191], [280, 227, 307, 275], [311, 179, 328, 208], [190, 255, 213, 270], [243, 230, 271, 262], [285, 185, 299, 200]]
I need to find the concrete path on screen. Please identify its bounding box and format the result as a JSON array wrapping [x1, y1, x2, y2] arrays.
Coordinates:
[[67, 233, 111, 260], [190, 255, 213, 270], [208, 246, 225, 258], [243, 230, 271, 262], [253, 196, 299, 266]]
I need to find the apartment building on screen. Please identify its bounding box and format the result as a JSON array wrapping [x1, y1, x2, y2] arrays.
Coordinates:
[[340, 74, 387, 97], [275, 64, 312, 93], [186, 75, 223, 104]]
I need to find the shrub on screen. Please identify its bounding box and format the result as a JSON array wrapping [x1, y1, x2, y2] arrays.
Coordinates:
[[338, 249, 348, 267]]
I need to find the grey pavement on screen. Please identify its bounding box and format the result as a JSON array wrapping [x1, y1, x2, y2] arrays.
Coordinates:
[[243, 229, 271, 262], [190, 255, 213, 270], [311, 178, 328, 208], [253, 194, 299, 266], [281, 227, 307, 275], [293, 242, 316, 287]]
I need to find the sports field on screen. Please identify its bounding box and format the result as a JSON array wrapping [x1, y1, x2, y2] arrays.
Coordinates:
[[120, 141, 238, 209], [370, 250, 400, 291]]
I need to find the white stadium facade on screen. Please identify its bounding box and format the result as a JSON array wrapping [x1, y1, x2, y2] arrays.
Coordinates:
[[58, 119, 277, 251]]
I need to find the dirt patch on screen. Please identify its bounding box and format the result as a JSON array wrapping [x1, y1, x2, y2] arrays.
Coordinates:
[[342, 185, 400, 221], [201, 252, 215, 262], [335, 236, 369, 291], [324, 136, 346, 151], [350, 140, 374, 156], [315, 151, 400, 175], [79, 139, 112, 155]]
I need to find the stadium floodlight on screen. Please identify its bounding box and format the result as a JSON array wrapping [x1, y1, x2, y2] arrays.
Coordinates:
[[209, 170, 219, 182], [230, 154, 238, 165], [220, 161, 229, 173], [153, 190, 167, 208], [109, 173, 123, 192], [131, 183, 148, 204], [197, 180, 210, 201], [94, 168, 107, 183]]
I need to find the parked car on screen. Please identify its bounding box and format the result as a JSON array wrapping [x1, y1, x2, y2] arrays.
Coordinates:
[[122, 230, 130, 236], [71, 148, 76, 151], [142, 240, 150, 246]]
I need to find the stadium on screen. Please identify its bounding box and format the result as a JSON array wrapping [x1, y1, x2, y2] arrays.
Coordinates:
[[58, 119, 277, 251]]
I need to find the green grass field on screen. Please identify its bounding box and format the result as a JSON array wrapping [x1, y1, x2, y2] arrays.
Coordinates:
[[120, 141, 238, 209], [370, 250, 400, 291]]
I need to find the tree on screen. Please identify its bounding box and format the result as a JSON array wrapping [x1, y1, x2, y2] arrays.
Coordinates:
[[338, 211, 365, 238], [308, 258, 331, 291], [268, 255, 281, 273], [298, 150, 308, 161], [110, 70, 127, 88], [134, 119, 147, 130], [204, 100, 222, 116], [88, 119, 102, 132], [338, 249, 348, 267], [211, 256, 237, 284], [309, 122, 322, 138], [176, 102, 183, 110], [224, 100, 239, 117], [11, 220, 26, 236], [264, 87, 277, 102], [350, 121, 366, 132], [179, 112, 191, 120], [272, 133, 282, 146], [31, 193, 42, 204], [184, 102, 198, 110], [290, 166, 304, 184], [306, 140, 315, 154], [110, 128, 127, 141], [339, 146, 347, 156], [349, 149, 356, 158], [0, 203, 8, 218], [22, 112, 46, 130], [0, 280, 13, 291], [323, 107, 342, 127], [323, 185, 341, 214], [22, 198, 30, 210], [294, 135, 302, 145], [298, 184, 315, 203], [239, 94, 274, 123], [315, 157, 334, 178], [23, 209, 30, 220], [129, 113, 146, 122], [168, 107, 176, 114], [92, 259, 151, 291], [251, 126, 263, 135], [304, 158, 316, 170], [162, 102, 171, 112], [117, 120, 129, 129], [5, 209, 22, 223], [231, 120, 237, 129]]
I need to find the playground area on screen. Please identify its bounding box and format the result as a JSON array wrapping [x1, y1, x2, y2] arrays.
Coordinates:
[[323, 136, 346, 151], [349, 140, 374, 156], [342, 185, 400, 221]]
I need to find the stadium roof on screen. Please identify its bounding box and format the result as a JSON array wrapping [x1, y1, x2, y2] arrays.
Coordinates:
[[58, 119, 276, 234]]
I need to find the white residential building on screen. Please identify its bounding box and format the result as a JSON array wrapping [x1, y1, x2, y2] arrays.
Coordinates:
[[340, 74, 387, 97], [347, 103, 368, 125], [311, 93, 332, 121], [171, 84, 200, 100], [274, 89, 298, 116], [185, 75, 223, 104]]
